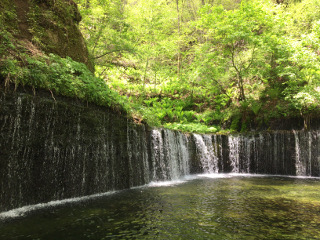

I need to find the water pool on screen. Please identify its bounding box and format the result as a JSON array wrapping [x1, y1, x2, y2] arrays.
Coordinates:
[[1, 174, 320, 239]]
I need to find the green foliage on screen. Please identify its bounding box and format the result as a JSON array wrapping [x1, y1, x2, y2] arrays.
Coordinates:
[[165, 122, 218, 134], [4, 0, 320, 132], [0, 0, 18, 31], [77, 0, 320, 131], [285, 0, 320, 36], [0, 48, 128, 113], [139, 97, 196, 124], [75, 0, 135, 68], [230, 114, 241, 132], [196, 0, 281, 102]]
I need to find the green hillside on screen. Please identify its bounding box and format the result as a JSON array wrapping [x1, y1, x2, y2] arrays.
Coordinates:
[[74, 0, 320, 132], [2, 0, 320, 133]]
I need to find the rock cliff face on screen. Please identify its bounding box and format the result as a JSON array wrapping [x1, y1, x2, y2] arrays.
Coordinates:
[[1, 0, 94, 71], [1, 89, 320, 212], [0, 89, 133, 212]]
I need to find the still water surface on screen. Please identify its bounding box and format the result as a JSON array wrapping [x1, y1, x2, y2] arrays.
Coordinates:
[[1, 174, 320, 239]]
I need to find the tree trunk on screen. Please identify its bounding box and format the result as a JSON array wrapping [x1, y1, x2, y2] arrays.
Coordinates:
[[176, 0, 181, 79], [143, 57, 149, 93], [238, 75, 246, 101]]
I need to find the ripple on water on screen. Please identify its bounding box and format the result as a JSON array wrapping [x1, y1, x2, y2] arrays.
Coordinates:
[[1, 175, 320, 240]]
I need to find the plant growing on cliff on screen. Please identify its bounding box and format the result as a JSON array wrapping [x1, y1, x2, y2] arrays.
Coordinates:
[[0, 50, 130, 113], [4, 0, 320, 132]]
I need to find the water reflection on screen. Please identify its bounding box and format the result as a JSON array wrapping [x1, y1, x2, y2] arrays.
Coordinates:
[[1, 175, 320, 239]]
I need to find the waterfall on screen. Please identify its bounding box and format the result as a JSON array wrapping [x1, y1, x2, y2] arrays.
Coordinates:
[[150, 129, 190, 181], [163, 129, 190, 179], [127, 123, 149, 186], [193, 134, 218, 173], [228, 135, 240, 173], [213, 135, 223, 172], [308, 132, 312, 176], [293, 130, 307, 176], [3, 90, 320, 213], [316, 131, 320, 176], [150, 129, 167, 180], [242, 136, 253, 173], [177, 131, 190, 176]]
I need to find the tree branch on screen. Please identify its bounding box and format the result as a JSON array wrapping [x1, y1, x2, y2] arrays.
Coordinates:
[[230, 43, 240, 75], [211, 78, 232, 100], [244, 44, 257, 72]]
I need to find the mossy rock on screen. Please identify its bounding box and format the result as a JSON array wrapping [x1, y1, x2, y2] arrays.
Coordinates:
[[0, 0, 18, 32], [1, 0, 94, 72]]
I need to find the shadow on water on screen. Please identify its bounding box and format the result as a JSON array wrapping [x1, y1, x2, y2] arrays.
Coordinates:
[[1, 175, 320, 239]]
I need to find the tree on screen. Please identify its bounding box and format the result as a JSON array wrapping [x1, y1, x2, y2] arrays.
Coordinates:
[[75, 0, 134, 70], [196, 1, 277, 102]]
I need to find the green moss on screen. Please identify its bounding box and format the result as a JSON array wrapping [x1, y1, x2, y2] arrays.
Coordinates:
[[27, 4, 46, 48], [5, 0, 95, 72], [164, 122, 219, 134], [230, 114, 241, 132], [0, 0, 18, 32], [240, 120, 248, 133], [0, 0, 121, 117], [0, 49, 127, 114]]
